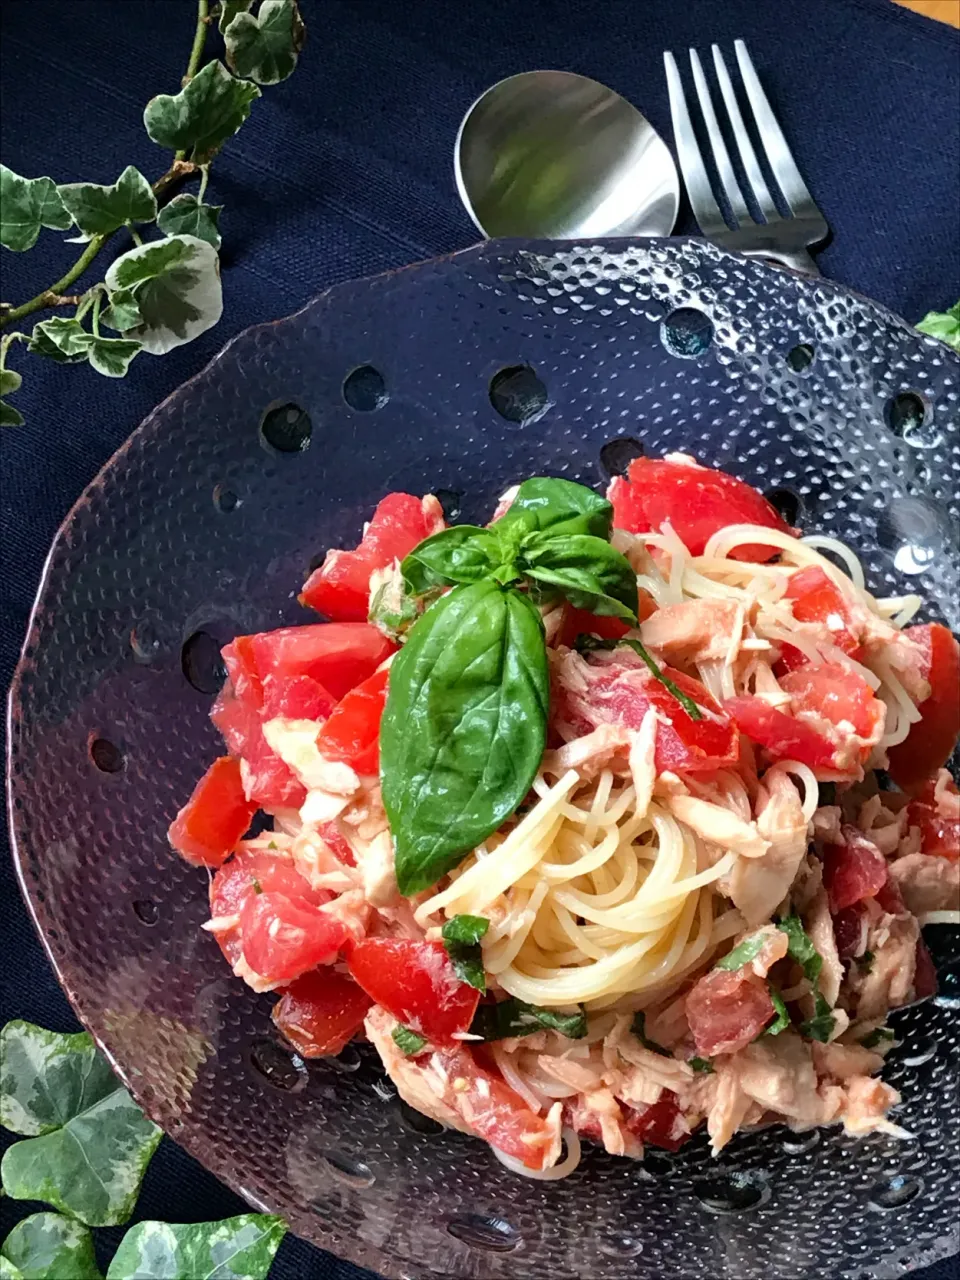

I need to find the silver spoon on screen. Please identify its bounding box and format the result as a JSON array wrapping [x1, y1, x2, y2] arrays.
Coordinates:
[[455, 70, 679, 240]]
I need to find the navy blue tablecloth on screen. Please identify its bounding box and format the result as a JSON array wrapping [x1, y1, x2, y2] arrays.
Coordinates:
[[1, 1, 958, 1276]]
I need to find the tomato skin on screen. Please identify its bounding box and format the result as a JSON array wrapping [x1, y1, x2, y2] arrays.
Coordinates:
[[272, 969, 373, 1056], [623, 1090, 691, 1152], [609, 458, 792, 561], [724, 696, 843, 777], [300, 493, 445, 622], [887, 623, 960, 791], [906, 778, 960, 862], [240, 892, 348, 984], [246, 623, 395, 702], [168, 757, 258, 867], [781, 567, 861, 661], [686, 967, 775, 1057], [316, 668, 389, 776], [209, 849, 330, 966], [822, 828, 888, 913], [831, 903, 866, 959], [779, 662, 883, 742], [261, 673, 337, 722], [347, 938, 480, 1045], [210, 686, 306, 809]]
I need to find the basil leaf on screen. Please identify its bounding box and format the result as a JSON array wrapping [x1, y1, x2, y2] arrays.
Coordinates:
[[574, 635, 703, 721], [688, 1057, 714, 1074], [764, 986, 791, 1036], [630, 1011, 670, 1056], [519, 534, 638, 622], [715, 933, 768, 972], [800, 993, 836, 1043], [859, 1026, 895, 1049], [392, 1025, 427, 1056], [857, 950, 875, 973], [494, 477, 614, 541], [471, 998, 587, 1041], [105, 1215, 286, 1280], [369, 576, 418, 639], [402, 526, 506, 596], [382, 581, 548, 895], [441, 917, 488, 991], [0, 1021, 161, 1226], [777, 915, 823, 986], [441, 914, 490, 946], [1, 1213, 102, 1280]]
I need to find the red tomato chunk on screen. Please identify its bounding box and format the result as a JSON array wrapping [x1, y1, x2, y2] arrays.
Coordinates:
[[906, 778, 960, 862], [778, 662, 883, 742], [272, 969, 372, 1057], [246, 623, 395, 702], [240, 892, 348, 985], [261, 673, 337, 722], [316, 667, 390, 776], [685, 967, 776, 1057], [624, 1090, 691, 1152], [887, 623, 960, 791], [725, 696, 843, 777], [822, 827, 887, 913], [783, 566, 860, 658], [168, 757, 258, 868], [209, 848, 331, 967], [211, 686, 306, 810], [347, 938, 480, 1046]]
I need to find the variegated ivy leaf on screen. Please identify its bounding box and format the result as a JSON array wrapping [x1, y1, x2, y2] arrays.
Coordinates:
[[219, 0, 254, 33], [86, 337, 143, 378], [27, 317, 92, 363], [0, 1021, 162, 1227], [100, 288, 142, 332], [225, 0, 305, 85], [57, 166, 157, 238], [143, 60, 260, 165], [1, 1258, 24, 1279], [1, 1212, 103, 1280], [105, 1215, 287, 1280], [0, 166, 71, 252], [104, 234, 222, 355], [156, 193, 223, 248], [1, 368, 24, 427]]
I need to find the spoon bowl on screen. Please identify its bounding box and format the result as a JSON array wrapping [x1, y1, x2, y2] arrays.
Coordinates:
[[455, 70, 679, 239]]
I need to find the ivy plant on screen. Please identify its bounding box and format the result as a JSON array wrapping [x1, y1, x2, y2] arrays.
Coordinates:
[[0, 0, 305, 427], [0, 1021, 286, 1280]]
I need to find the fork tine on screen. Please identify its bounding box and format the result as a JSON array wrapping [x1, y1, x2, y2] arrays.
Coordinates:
[[734, 39, 820, 218], [711, 45, 778, 222], [688, 49, 750, 226], [663, 50, 727, 236]]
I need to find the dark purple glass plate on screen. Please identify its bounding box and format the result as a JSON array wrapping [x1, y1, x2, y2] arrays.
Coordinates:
[[8, 238, 960, 1280]]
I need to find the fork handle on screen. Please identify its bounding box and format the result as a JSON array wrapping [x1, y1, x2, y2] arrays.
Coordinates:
[[745, 247, 821, 276]]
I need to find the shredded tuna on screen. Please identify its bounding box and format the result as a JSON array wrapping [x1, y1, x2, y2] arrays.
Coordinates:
[[640, 598, 744, 666], [726, 770, 807, 924], [888, 854, 960, 915]]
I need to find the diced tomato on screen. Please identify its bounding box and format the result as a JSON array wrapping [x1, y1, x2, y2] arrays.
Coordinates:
[[913, 938, 938, 1000], [211, 687, 306, 810], [822, 827, 888, 913], [431, 1043, 555, 1170], [300, 493, 445, 622], [272, 969, 373, 1057], [609, 457, 792, 561], [168, 757, 258, 868], [874, 876, 906, 915], [245, 623, 395, 702], [782, 567, 860, 659], [887, 623, 960, 791], [779, 662, 884, 743], [317, 821, 356, 867], [831, 903, 867, 959], [262, 673, 336, 722], [209, 848, 330, 966], [347, 938, 480, 1045], [240, 891, 348, 984], [211, 683, 260, 756], [316, 667, 389, 776], [725, 696, 846, 778], [905, 778, 960, 862], [222, 635, 263, 708], [685, 968, 776, 1057], [623, 1090, 691, 1152]]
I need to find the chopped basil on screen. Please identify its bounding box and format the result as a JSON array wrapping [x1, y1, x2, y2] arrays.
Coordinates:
[[688, 1057, 715, 1074], [267, 841, 277, 850], [441, 915, 489, 946], [857, 951, 875, 973], [764, 986, 791, 1036], [630, 1011, 671, 1057], [440, 915, 489, 993], [860, 1026, 895, 1049], [800, 993, 836, 1043], [574, 634, 703, 721], [777, 915, 823, 986], [391, 1024, 427, 1056], [715, 933, 768, 972], [251, 878, 263, 895], [470, 998, 587, 1042]]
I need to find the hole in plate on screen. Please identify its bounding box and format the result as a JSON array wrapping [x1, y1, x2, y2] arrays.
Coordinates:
[[397, 1099, 443, 1136], [327, 1043, 362, 1073], [249, 1039, 308, 1092], [343, 364, 388, 412], [661, 307, 714, 358], [446, 1214, 520, 1254], [781, 1129, 820, 1155], [875, 498, 945, 577], [786, 342, 815, 372], [213, 483, 240, 513], [133, 899, 159, 926], [181, 630, 227, 695], [764, 485, 804, 526], [641, 1152, 672, 1178], [434, 488, 463, 521], [89, 736, 124, 774], [868, 1174, 922, 1211], [260, 402, 312, 453], [489, 364, 550, 425], [597, 1232, 643, 1259], [693, 1170, 770, 1214], [599, 436, 644, 478], [321, 1150, 376, 1189], [885, 391, 928, 439]]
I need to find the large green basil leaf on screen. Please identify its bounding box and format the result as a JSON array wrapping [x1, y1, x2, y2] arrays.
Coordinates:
[[402, 526, 508, 596], [0, 1021, 161, 1226], [1, 1213, 102, 1280], [519, 533, 638, 621], [494, 476, 613, 541], [381, 580, 548, 894], [105, 1215, 286, 1280]]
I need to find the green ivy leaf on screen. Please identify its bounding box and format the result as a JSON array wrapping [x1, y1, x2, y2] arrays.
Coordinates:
[[0, 1021, 162, 1226], [100, 288, 142, 332], [0, 1259, 24, 1279], [27, 318, 92, 363], [104, 234, 222, 354], [105, 1215, 287, 1280], [225, 0, 306, 85], [0, 166, 71, 252], [1, 368, 24, 427], [916, 301, 960, 353], [1, 1213, 102, 1280], [156, 193, 223, 248], [143, 60, 261, 164], [57, 167, 157, 238], [86, 337, 143, 378], [219, 0, 254, 33]]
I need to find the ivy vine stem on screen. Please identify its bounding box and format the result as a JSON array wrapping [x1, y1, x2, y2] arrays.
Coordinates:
[[175, 0, 211, 160]]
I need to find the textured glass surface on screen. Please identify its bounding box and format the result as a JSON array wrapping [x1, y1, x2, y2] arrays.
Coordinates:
[[8, 239, 960, 1279]]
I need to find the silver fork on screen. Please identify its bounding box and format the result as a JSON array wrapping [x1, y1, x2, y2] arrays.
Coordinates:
[[664, 40, 828, 275]]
